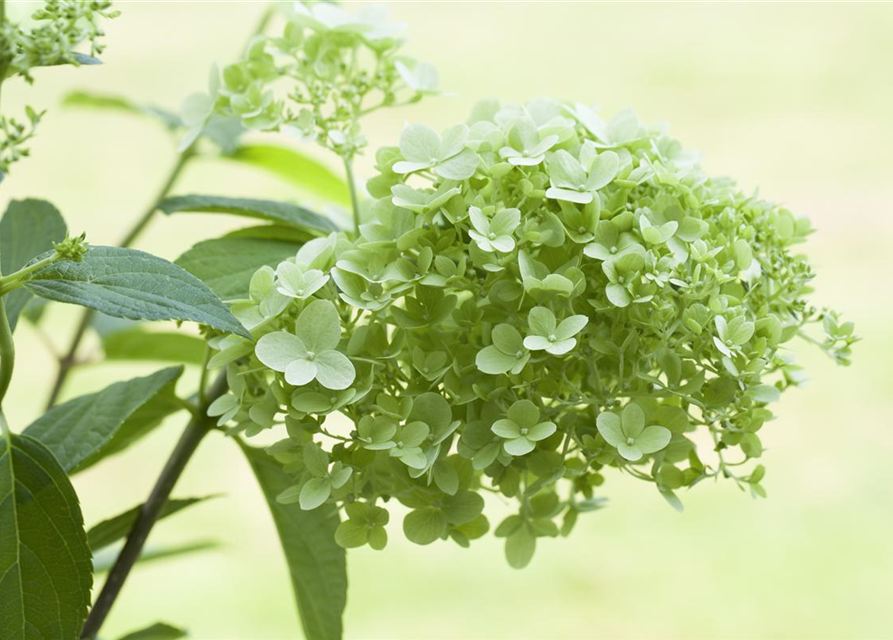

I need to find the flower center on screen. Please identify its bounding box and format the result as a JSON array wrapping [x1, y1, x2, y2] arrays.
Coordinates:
[[488, 232, 496, 240], [548, 334, 557, 342], [306, 351, 316, 361], [626, 437, 635, 446], [520, 427, 528, 436], [515, 350, 524, 358], [610, 246, 618, 254]]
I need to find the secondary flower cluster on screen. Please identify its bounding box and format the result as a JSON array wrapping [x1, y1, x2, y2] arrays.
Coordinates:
[[0, 0, 117, 177], [207, 98, 854, 567], [180, 2, 437, 157]]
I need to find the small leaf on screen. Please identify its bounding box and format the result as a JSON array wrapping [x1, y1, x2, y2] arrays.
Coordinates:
[[92, 541, 219, 574], [159, 195, 338, 234], [24, 367, 184, 473], [241, 443, 346, 640], [87, 496, 215, 552], [115, 622, 187, 640], [0, 431, 93, 640], [24, 246, 250, 338], [63, 89, 181, 130]]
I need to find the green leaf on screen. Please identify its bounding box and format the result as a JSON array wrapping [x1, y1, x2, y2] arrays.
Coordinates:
[[92, 541, 219, 574], [0, 199, 67, 332], [23, 246, 250, 338], [87, 496, 214, 552], [103, 328, 207, 365], [0, 431, 92, 640], [115, 622, 187, 640], [241, 443, 346, 640], [63, 89, 181, 130], [175, 236, 302, 300], [224, 144, 350, 206], [158, 195, 338, 234], [24, 367, 184, 473]]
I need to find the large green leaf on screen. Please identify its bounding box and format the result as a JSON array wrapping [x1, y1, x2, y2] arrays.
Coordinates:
[[22, 246, 250, 338], [24, 366, 184, 473], [241, 443, 347, 640], [87, 496, 214, 552], [103, 328, 207, 365], [0, 199, 67, 332], [158, 195, 339, 234], [176, 236, 302, 300], [224, 144, 350, 206], [224, 224, 316, 243], [0, 431, 93, 640], [115, 622, 187, 640]]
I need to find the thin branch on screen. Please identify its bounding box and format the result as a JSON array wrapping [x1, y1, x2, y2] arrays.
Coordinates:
[[79, 374, 228, 639], [343, 155, 361, 236]]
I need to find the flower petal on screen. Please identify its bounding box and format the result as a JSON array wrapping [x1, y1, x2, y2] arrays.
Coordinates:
[[621, 402, 646, 438], [285, 358, 317, 387], [635, 425, 672, 454], [314, 349, 356, 390], [491, 419, 521, 439], [295, 299, 342, 352], [255, 331, 308, 372], [596, 411, 625, 447], [503, 437, 535, 456], [527, 421, 557, 442]]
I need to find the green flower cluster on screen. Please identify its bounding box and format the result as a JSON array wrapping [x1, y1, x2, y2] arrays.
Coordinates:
[[1, 0, 116, 81], [179, 2, 437, 157], [208, 95, 854, 567], [0, 0, 117, 178]]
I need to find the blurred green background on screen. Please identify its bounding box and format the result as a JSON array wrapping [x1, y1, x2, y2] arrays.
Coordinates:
[[3, 2, 892, 639]]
